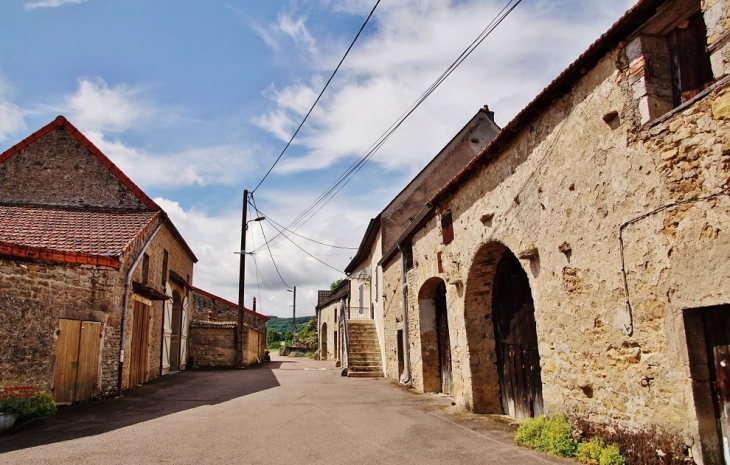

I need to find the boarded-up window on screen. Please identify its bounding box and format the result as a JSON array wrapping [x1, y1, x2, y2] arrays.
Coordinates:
[[161, 250, 169, 286], [141, 253, 150, 285], [667, 13, 714, 106], [404, 243, 414, 270], [441, 212, 454, 244]]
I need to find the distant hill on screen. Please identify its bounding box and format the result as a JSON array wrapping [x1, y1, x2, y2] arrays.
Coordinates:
[[266, 316, 312, 333]]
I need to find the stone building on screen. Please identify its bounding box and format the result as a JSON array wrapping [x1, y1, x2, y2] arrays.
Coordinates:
[[374, 0, 730, 463], [315, 279, 349, 361], [189, 287, 268, 366], [0, 116, 197, 403]]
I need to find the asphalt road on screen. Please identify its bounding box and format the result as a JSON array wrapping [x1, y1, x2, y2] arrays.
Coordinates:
[[0, 354, 571, 464]]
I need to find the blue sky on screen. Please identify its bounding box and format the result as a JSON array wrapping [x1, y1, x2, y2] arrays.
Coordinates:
[[0, 0, 636, 317]]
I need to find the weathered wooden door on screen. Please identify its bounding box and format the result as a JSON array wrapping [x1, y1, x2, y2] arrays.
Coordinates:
[[170, 291, 181, 370], [180, 296, 189, 368], [161, 284, 172, 373], [53, 319, 101, 403], [702, 306, 730, 462], [435, 281, 452, 395], [492, 251, 543, 420], [129, 301, 151, 387]]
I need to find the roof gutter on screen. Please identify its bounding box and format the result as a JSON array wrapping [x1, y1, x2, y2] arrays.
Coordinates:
[[117, 217, 165, 396]]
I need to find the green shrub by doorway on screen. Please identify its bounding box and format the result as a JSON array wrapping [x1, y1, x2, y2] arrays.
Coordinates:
[[515, 415, 624, 465], [0, 391, 57, 422]]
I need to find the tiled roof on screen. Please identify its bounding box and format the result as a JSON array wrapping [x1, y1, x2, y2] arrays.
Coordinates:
[[0, 204, 158, 267], [192, 287, 271, 321]]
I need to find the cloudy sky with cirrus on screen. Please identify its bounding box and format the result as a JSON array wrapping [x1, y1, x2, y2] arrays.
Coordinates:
[[0, 0, 636, 316]]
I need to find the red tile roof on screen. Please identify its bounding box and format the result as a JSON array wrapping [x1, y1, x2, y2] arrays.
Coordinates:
[[0, 205, 159, 268], [192, 286, 271, 321]]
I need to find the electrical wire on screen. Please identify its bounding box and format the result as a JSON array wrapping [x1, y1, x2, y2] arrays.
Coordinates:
[[257, 210, 292, 289], [249, 230, 264, 314], [251, 0, 523, 249], [258, 211, 358, 250], [251, 0, 382, 194]]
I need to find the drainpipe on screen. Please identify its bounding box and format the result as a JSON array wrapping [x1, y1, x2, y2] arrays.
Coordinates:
[[117, 218, 165, 396], [397, 244, 412, 386]]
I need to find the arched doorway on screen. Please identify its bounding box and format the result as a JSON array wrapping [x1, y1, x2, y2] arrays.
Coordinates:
[[170, 290, 182, 370], [463, 242, 543, 418], [492, 250, 543, 419], [418, 278, 452, 395], [321, 322, 328, 360]]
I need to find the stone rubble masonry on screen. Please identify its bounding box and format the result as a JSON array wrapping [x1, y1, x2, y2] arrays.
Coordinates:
[[188, 322, 236, 367], [378, 2, 730, 464]]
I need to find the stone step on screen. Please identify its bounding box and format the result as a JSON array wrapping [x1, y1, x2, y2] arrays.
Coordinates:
[[348, 370, 384, 378]]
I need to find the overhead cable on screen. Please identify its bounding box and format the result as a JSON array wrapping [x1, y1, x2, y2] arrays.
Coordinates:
[[251, 0, 382, 194]]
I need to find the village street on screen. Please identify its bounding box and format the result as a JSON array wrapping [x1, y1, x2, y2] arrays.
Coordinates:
[[0, 354, 571, 465]]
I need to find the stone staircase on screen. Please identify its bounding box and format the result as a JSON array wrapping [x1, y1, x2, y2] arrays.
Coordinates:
[[346, 320, 383, 378]]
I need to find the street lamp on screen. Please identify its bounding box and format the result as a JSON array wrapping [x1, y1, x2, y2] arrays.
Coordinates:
[[287, 286, 296, 346], [235, 189, 265, 367]]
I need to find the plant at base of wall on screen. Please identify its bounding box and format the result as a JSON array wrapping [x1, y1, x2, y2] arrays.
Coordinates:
[[0, 391, 57, 423]]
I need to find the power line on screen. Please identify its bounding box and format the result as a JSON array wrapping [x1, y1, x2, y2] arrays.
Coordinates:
[[252, 0, 523, 248], [258, 212, 358, 250], [251, 0, 382, 194], [254, 201, 292, 289]]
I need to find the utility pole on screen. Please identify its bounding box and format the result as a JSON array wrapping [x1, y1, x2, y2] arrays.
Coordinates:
[[236, 189, 248, 368], [291, 286, 297, 345]]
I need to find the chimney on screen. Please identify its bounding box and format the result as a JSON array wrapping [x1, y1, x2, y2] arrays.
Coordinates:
[[253, 297, 257, 313], [482, 104, 495, 122]]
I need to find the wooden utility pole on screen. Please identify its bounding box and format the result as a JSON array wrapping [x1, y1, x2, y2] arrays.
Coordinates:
[[236, 189, 248, 367], [291, 286, 297, 345]]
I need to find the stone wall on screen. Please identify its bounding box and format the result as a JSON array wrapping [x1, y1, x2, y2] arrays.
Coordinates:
[[381, 2, 730, 463], [0, 126, 148, 210], [317, 300, 340, 360], [0, 257, 120, 396], [188, 322, 236, 367]]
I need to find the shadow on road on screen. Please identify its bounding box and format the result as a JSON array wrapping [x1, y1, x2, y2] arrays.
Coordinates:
[[0, 361, 289, 453]]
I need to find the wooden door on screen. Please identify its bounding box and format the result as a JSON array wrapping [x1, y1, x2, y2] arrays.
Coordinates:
[[180, 298, 189, 368], [435, 281, 452, 395], [129, 301, 151, 387], [702, 306, 730, 462], [53, 319, 101, 403], [492, 251, 543, 420], [321, 323, 328, 360], [170, 292, 181, 370], [161, 284, 172, 372]]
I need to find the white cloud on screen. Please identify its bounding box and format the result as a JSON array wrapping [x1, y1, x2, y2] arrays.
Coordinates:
[[0, 79, 27, 142], [24, 0, 87, 9], [62, 77, 153, 133], [253, 13, 319, 58], [255, 0, 638, 176], [84, 130, 257, 188]]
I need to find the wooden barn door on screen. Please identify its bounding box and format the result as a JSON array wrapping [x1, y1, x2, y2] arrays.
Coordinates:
[[53, 319, 101, 404], [180, 296, 189, 368], [492, 251, 543, 420], [129, 301, 151, 387], [321, 323, 328, 360], [435, 281, 452, 396], [701, 306, 730, 463]]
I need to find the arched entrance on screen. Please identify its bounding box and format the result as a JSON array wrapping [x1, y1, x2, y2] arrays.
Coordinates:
[[492, 250, 543, 419], [170, 290, 182, 370], [321, 322, 328, 360], [464, 242, 543, 418], [418, 278, 452, 395]]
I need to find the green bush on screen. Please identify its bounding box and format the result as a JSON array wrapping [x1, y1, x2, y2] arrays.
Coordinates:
[[599, 444, 625, 465], [514, 415, 577, 457], [577, 438, 605, 464], [0, 392, 57, 421]]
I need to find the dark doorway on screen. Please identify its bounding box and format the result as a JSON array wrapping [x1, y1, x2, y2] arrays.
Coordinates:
[[436, 281, 452, 395], [492, 250, 543, 419], [321, 322, 328, 361], [685, 305, 730, 464], [397, 329, 405, 381], [170, 291, 182, 370]]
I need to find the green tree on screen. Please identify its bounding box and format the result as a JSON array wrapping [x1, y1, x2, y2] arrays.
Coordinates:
[[267, 329, 282, 345], [294, 317, 318, 350], [330, 279, 345, 291]]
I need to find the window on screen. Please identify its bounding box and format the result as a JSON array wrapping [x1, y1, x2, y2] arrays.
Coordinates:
[[141, 253, 150, 284], [161, 250, 169, 286], [441, 211, 454, 244], [403, 243, 414, 271], [626, 2, 714, 123]]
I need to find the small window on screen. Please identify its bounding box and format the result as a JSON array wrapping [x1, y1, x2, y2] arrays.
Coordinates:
[[441, 211, 454, 244], [666, 13, 714, 106], [403, 243, 414, 271], [161, 250, 169, 286], [141, 253, 150, 285]]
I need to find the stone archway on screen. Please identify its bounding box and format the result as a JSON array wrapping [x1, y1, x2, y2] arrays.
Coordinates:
[[463, 242, 543, 418], [418, 277, 452, 394]]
